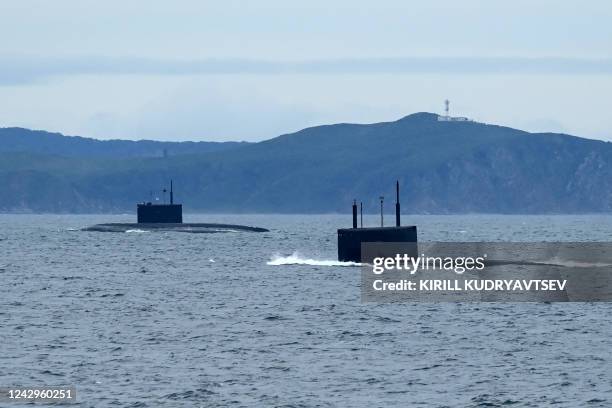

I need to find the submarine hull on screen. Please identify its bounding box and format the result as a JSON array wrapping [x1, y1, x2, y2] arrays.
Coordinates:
[[83, 223, 269, 233], [84, 180, 269, 233], [337, 226, 417, 262]]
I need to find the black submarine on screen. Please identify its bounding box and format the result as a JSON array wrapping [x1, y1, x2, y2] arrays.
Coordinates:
[[337, 181, 417, 262], [83, 181, 269, 233]]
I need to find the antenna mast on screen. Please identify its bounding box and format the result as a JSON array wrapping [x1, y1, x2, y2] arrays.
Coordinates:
[[170, 180, 174, 205], [395, 181, 400, 227]]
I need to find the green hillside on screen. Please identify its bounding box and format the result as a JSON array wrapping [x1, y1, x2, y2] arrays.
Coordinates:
[[2, 113, 612, 213]]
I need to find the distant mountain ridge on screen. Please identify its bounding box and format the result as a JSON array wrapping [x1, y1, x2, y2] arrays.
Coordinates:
[[1, 113, 612, 214], [0, 127, 249, 158]]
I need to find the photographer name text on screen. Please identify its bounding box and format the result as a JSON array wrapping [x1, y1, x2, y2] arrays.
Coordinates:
[[373, 279, 567, 292]]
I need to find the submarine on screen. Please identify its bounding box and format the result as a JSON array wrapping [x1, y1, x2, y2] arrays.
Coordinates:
[[83, 180, 269, 233], [337, 181, 417, 262]]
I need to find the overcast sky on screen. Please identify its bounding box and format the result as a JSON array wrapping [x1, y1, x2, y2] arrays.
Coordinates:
[[1, 0, 611, 141]]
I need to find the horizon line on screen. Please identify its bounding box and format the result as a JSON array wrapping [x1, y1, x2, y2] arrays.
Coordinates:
[[2, 111, 606, 145]]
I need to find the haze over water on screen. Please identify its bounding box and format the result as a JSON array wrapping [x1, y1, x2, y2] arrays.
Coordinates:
[[1, 214, 611, 406]]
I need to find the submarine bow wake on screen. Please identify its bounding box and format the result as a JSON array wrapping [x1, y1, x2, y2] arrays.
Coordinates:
[[267, 252, 361, 267]]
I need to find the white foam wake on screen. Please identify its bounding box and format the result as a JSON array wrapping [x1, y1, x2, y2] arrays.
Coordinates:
[[267, 252, 361, 267], [125, 229, 149, 233]]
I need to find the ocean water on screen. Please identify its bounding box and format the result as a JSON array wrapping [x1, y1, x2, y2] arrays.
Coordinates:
[[1, 214, 611, 407]]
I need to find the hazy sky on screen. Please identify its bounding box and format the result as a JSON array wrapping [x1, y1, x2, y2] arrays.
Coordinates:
[[1, 0, 611, 141]]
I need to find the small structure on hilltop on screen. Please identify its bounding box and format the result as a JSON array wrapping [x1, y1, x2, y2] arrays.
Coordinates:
[[437, 99, 473, 122]]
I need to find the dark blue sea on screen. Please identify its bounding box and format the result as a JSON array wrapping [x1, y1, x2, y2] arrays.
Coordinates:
[[1, 214, 611, 407]]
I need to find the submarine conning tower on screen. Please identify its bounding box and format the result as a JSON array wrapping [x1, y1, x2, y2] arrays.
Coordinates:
[[337, 181, 417, 262], [137, 180, 183, 223]]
